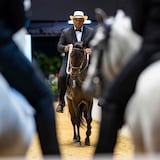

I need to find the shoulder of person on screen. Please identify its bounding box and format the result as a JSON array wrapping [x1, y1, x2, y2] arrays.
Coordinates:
[[84, 26, 94, 32], [84, 26, 95, 35], [62, 27, 73, 33]]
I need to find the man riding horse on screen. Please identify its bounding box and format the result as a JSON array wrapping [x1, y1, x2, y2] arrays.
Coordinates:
[[56, 10, 94, 113]]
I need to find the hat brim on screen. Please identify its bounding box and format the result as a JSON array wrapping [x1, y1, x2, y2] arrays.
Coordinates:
[[70, 15, 88, 20]]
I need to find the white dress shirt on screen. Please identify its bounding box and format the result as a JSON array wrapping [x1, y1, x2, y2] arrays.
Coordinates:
[[74, 26, 83, 42]]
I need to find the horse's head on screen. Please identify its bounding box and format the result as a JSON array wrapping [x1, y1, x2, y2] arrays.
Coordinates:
[[83, 8, 142, 98], [82, 8, 111, 98], [68, 42, 89, 77]]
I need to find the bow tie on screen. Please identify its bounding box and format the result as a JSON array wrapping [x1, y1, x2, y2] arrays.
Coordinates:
[[75, 28, 82, 32]]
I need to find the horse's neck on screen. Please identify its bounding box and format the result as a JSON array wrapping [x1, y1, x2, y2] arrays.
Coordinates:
[[102, 29, 139, 80], [67, 76, 82, 90], [70, 69, 87, 88], [75, 72, 86, 86], [102, 13, 142, 79]]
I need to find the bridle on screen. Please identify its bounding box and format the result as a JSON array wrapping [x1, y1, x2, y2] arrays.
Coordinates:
[[66, 44, 90, 76]]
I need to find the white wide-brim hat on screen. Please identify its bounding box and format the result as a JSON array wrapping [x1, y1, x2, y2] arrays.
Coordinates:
[[70, 11, 88, 20]]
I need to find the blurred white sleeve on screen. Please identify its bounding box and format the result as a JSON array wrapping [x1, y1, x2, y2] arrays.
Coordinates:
[[12, 27, 32, 62]]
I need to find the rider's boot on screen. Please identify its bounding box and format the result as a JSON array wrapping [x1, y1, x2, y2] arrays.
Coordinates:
[[56, 85, 66, 113], [56, 71, 68, 113], [56, 101, 65, 113]]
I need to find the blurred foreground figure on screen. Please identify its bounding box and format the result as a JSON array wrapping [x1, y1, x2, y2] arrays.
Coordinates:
[[0, 0, 60, 156], [92, 0, 160, 155], [0, 74, 35, 156]]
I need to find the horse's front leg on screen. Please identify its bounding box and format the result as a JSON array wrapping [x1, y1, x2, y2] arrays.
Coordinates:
[[73, 124, 77, 142], [72, 101, 81, 146], [70, 113, 78, 143], [84, 102, 93, 146], [74, 125, 81, 146], [67, 98, 77, 143]]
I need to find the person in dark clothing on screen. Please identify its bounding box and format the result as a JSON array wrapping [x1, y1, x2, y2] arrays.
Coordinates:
[[95, 0, 160, 155], [0, 0, 60, 156], [56, 11, 94, 113]]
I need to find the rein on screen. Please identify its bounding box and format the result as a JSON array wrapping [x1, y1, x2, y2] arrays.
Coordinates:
[[73, 53, 89, 74], [66, 44, 73, 74]]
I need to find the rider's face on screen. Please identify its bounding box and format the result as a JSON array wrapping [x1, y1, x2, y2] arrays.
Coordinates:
[[73, 18, 84, 29]]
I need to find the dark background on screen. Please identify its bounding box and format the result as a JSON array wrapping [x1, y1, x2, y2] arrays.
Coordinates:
[[30, 0, 126, 21], [30, 0, 129, 76]]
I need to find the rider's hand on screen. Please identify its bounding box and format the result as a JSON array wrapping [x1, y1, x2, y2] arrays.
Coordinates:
[[85, 48, 92, 55], [65, 44, 71, 53]]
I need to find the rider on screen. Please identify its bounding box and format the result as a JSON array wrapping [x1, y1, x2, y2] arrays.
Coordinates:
[[56, 11, 94, 113]]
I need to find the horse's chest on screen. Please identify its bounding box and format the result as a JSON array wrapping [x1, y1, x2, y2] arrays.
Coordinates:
[[68, 79, 81, 90], [67, 79, 85, 99], [71, 79, 77, 88]]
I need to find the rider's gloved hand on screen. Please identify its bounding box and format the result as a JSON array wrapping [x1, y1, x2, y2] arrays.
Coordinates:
[[85, 48, 92, 55], [65, 44, 72, 53]]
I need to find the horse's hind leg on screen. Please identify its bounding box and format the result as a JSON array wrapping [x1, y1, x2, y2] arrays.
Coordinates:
[[84, 104, 92, 146]]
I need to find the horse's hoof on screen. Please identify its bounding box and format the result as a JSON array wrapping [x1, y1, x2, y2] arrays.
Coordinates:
[[73, 138, 81, 146], [74, 141, 81, 146], [85, 138, 90, 146], [56, 104, 64, 113]]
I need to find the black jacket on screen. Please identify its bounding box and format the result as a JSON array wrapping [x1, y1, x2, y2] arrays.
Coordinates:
[[0, 0, 26, 33], [57, 26, 95, 53]]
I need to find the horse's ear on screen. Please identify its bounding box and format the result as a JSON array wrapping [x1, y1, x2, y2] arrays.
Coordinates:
[[74, 41, 84, 49], [95, 8, 107, 23]]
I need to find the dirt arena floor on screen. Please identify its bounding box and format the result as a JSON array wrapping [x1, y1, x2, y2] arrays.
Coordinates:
[[26, 102, 135, 159]]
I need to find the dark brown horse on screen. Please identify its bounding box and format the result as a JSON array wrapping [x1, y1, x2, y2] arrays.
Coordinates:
[[66, 41, 93, 146]]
